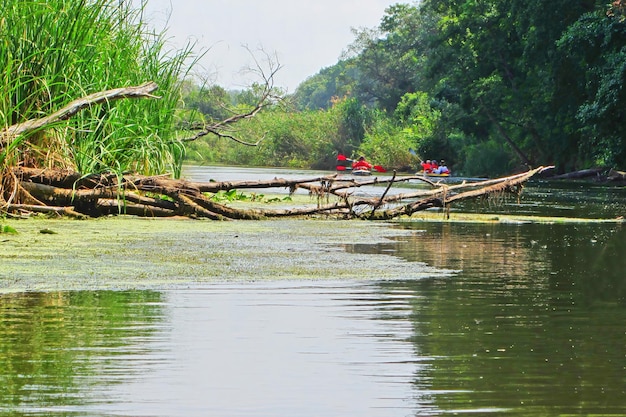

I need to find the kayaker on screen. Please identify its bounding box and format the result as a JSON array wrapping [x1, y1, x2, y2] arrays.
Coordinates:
[[421, 160, 433, 173], [352, 156, 373, 170], [435, 160, 450, 174]]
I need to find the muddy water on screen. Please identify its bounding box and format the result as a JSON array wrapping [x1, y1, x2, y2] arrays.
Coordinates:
[[1, 166, 626, 416]]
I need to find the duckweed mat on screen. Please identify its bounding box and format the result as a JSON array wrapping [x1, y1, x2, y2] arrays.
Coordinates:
[[0, 217, 450, 292]]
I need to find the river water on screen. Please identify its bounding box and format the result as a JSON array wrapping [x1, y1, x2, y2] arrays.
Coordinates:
[[1, 166, 626, 416]]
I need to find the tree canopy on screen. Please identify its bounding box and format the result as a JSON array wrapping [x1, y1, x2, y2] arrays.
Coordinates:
[[5, 0, 623, 179], [280, 0, 626, 176]]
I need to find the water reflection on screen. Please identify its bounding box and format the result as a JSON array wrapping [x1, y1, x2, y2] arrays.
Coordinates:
[[376, 222, 626, 415], [0, 284, 431, 416], [0, 291, 165, 416], [455, 180, 626, 219], [2, 169, 626, 416], [120, 285, 428, 417]]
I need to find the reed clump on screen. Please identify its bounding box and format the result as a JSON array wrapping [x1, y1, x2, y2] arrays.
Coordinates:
[[0, 0, 195, 178]]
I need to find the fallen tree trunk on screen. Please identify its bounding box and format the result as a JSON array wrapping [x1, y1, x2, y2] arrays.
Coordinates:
[[366, 167, 546, 220], [1, 166, 553, 220], [607, 169, 626, 182]]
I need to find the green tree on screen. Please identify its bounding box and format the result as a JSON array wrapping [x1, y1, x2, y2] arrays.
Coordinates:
[[556, 2, 626, 167], [334, 96, 374, 156], [421, 0, 602, 172], [347, 3, 426, 112], [185, 105, 342, 170], [292, 61, 358, 110], [267, 0, 626, 175], [357, 115, 413, 170], [183, 83, 232, 121], [394, 92, 439, 143]]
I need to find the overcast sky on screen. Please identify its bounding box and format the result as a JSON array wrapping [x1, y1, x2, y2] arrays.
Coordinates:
[[139, 0, 402, 91]]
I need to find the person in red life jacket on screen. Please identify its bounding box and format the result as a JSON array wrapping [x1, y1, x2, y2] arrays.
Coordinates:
[[421, 159, 432, 173], [352, 156, 373, 171], [430, 159, 439, 173]]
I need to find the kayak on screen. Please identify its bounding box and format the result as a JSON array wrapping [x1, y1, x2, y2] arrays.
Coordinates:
[[351, 168, 372, 176], [336, 166, 373, 176], [416, 171, 450, 177]]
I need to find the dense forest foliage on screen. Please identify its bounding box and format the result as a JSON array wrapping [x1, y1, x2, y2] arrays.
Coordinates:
[[184, 0, 626, 177]]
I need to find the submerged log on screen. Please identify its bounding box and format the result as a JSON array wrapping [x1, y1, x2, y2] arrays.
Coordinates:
[[1, 166, 553, 220], [548, 167, 606, 180]]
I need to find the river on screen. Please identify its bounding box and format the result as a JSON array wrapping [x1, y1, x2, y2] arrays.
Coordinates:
[[1, 166, 625, 416]]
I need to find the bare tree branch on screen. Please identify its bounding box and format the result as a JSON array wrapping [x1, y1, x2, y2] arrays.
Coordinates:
[[181, 46, 284, 146], [1, 82, 160, 145]]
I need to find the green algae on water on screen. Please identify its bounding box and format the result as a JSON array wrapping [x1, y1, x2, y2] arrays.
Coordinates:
[[0, 217, 448, 292]]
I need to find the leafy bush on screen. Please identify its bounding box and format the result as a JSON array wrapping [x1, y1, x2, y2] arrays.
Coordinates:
[[185, 105, 342, 169], [461, 140, 516, 177], [356, 117, 411, 169]]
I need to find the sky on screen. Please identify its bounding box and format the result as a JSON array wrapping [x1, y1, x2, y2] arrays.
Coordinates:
[[138, 0, 401, 92]]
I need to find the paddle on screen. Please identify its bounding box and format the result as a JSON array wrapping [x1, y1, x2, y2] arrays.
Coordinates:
[[373, 165, 387, 173], [409, 148, 423, 163], [336, 153, 352, 171]]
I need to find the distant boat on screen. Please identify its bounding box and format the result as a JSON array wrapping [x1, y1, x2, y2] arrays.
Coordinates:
[[416, 171, 451, 177], [351, 168, 372, 176]]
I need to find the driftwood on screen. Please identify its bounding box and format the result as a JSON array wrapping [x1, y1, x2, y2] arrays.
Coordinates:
[[1, 166, 552, 220], [0, 79, 551, 220], [544, 167, 626, 183], [607, 169, 626, 181], [548, 167, 606, 180]]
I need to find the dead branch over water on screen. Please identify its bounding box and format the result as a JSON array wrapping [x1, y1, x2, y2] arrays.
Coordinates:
[[1, 166, 551, 220], [0, 80, 550, 220]]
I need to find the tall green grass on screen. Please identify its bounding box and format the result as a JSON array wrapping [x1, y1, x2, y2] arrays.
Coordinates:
[[0, 0, 196, 177]]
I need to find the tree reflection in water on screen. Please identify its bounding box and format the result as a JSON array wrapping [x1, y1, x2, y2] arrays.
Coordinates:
[[0, 291, 165, 414], [365, 221, 626, 415]]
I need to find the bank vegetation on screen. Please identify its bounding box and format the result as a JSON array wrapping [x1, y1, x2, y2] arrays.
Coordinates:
[[1, 1, 622, 222]]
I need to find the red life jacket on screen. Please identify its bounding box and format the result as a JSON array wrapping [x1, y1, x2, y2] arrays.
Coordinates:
[[352, 160, 372, 170]]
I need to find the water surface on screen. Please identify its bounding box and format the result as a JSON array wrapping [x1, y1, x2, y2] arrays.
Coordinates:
[[1, 166, 625, 416]]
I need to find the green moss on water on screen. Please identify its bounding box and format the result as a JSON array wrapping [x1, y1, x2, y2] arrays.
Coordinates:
[[0, 216, 441, 292], [2, 209, 621, 293]]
